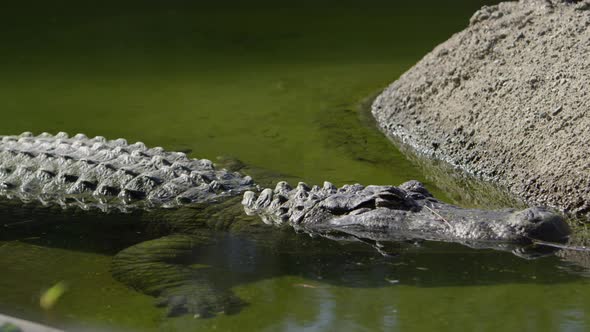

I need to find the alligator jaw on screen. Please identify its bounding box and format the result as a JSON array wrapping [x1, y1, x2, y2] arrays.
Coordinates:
[[242, 180, 571, 252], [509, 207, 571, 243]]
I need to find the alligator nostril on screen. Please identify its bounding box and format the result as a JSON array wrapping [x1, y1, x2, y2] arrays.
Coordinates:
[[523, 208, 543, 223], [528, 216, 542, 224]]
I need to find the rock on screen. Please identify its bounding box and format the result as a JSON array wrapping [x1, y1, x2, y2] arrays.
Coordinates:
[[372, 0, 590, 219]]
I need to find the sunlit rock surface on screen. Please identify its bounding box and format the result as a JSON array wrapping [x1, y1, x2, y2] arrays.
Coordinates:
[[373, 0, 590, 219]]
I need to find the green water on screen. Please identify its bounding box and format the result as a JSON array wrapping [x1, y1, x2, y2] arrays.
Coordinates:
[[1, 1, 589, 331]]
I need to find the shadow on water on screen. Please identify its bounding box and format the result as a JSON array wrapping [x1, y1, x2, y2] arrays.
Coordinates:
[[1, 197, 589, 318]]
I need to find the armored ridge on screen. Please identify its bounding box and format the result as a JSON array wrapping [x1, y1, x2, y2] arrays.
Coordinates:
[[0, 132, 254, 211], [243, 180, 571, 246], [0, 131, 571, 249]]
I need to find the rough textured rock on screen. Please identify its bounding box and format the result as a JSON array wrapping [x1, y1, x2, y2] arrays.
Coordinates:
[[372, 0, 590, 219]]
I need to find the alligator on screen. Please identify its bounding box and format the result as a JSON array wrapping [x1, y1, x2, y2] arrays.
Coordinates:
[[0, 132, 255, 211], [0, 132, 572, 317]]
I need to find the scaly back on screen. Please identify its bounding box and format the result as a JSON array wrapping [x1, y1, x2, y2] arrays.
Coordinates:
[[0, 132, 254, 212]]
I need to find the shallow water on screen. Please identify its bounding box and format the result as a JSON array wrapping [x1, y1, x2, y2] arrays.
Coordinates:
[[1, 1, 589, 331]]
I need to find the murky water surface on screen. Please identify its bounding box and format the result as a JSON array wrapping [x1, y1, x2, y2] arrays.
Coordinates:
[[1, 1, 589, 331]]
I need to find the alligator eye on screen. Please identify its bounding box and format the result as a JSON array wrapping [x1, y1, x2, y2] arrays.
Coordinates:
[[354, 198, 376, 210]]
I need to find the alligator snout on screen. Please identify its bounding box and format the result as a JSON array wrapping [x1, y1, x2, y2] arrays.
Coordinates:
[[511, 207, 571, 243], [520, 207, 556, 224], [243, 179, 574, 249]]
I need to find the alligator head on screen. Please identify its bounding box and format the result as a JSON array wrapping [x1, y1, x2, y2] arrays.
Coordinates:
[[242, 180, 571, 254]]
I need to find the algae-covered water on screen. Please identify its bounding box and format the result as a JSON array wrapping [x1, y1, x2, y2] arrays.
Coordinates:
[[1, 1, 590, 331]]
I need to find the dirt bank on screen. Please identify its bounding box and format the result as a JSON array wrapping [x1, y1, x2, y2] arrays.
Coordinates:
[[372, 0, 590, 219]]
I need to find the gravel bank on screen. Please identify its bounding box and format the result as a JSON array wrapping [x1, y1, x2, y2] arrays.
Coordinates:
[[372, 0, 590, 219]]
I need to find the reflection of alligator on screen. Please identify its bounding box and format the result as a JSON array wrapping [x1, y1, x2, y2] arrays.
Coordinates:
[[1, 201, 581, 319], [4, 196, 399, 318], [0, 132, 573, 316]]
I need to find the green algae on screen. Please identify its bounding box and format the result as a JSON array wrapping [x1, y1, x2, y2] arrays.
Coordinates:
[[1, 0, 590, 331]]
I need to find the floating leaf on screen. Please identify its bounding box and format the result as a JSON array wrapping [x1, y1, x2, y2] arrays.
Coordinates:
[[0, 322, 22, 332], [40, 281, 68, 310]]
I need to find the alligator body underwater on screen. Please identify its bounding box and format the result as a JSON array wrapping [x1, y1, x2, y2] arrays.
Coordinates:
[[0, 132, 573, 316]]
